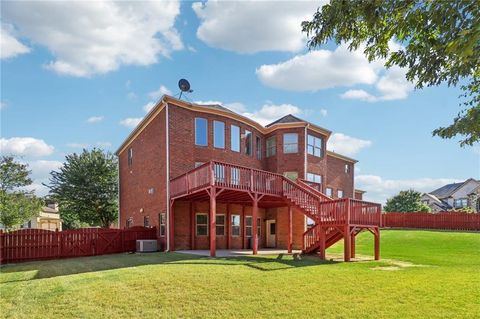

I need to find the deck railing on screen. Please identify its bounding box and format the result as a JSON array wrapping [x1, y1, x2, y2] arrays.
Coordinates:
[[169, 161, 381, 227]]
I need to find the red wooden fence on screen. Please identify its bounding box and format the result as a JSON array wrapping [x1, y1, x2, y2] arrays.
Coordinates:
[[382, 212, 480, 231], [0, 226, 157, 264]]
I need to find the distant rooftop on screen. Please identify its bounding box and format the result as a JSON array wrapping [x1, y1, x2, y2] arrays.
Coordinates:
[[430, 181, 466, 199], [266, 114, 306, 127]]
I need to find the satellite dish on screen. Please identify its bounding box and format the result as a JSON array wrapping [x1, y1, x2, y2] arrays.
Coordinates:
[[178, 79, 191, 92]]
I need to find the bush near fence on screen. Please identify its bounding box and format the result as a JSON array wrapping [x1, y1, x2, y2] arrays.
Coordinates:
[[0, 226, 158, 264], [382, 212, 480, 231]]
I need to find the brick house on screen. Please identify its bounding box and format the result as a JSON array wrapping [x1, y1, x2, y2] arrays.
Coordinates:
[[116, 95, 381, 261]]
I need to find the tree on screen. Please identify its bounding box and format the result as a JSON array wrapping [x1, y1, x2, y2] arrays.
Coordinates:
[[302, 0, 479, 146], [0, 156, 42, 230], [384, 189, 431, 212], [47, 148, 118, 228]]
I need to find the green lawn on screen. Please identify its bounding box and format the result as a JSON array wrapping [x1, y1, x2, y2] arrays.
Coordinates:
[[1, 230, 479, 318]]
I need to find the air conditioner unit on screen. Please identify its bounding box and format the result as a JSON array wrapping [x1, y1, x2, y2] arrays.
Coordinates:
[[136, 240, 158, 252]]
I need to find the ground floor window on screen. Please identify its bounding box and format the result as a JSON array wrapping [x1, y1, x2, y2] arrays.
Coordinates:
[[326, 187, 333, 197], [216, 214, 225, 236], [231, 214, 240, 236], [159, 212, 166, 236], [196, 213, 208, 236], [246, 217, 261, 237], [337, 190, 344, 198], [284, 171, 298, 181]]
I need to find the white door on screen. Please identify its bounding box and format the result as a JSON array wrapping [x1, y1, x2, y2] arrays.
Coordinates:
[[266, 220, 276, 248]]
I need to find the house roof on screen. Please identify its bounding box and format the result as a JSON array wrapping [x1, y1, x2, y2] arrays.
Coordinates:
[[326, 151, 358, 163], [266, 114, 306, 127], [429, 178, 475, 199]]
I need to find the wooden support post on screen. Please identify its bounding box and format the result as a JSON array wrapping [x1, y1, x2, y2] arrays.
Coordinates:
[[288, 206, 293, 253], [374, 228, 380, 260], [343, 225, 351, 262], [190, 202, 195, 250], [226, 204, 231, 250], [169, 200, 175, 251], [241, 206, 245, 249], [350, 232, 356, 259], [319, 226, 326, 260], [209, 187, 216, 257], [252, 195, 258, 255]]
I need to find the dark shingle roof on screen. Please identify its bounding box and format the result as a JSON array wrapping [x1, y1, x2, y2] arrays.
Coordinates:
[[430, 182, 465, 199], [266, 114, 305, 127]]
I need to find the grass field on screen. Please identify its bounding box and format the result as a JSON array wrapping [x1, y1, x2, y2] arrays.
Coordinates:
[[1, 230, 479, 318]]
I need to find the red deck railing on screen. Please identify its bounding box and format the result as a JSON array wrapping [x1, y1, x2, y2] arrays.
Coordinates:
[[169, 161, 382, 227]]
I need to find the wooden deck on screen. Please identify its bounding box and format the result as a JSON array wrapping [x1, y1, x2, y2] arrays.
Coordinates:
[[169, 161, 382, 261]]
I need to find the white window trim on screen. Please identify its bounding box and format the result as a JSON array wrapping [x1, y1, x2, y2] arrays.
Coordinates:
[[196, 212, 208, 236], [307, 134, 323, 157], [245, 216, 253, 238], [283, 133, 299, 154], [231, 214, 241, 237]]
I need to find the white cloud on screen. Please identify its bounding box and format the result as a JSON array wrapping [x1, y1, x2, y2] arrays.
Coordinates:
[[256, 45, 380, 91], [0, 24, 30, 59], [193, 0, 325, 53], [143, 102, 157, 113], [327, 133, 372, 156], [243, 103, 302, 126], [320, 109, 328, 117], [66, 143, 89, 149], [0, 137, 54, 157], [127, 92, 137, 100], [86, 116, 104, 124], [148, 85, 172, 100], [195, 100, 247, 114], [341, 67, 414, 102], [356, 175, 461, 205], [120, 117, 143, 129], [23, 160, 63, 197], [2, 1, 183, 76], [0, 101, 7, 110], [96, 142, 112, 148]]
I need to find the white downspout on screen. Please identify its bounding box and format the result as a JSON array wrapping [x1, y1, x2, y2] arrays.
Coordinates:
[[304, 125, 308, 179], [165, 102, 171, 251]]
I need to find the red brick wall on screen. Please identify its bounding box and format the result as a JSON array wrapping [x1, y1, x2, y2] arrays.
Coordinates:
[[326, 154, 354, 199], [265, 127, 306, 178], [118, 108, 167, 247], [354, 191, 364, 200]]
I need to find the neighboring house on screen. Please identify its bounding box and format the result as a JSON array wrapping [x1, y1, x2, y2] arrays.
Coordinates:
[[116, 95, 380, 261], [421, 178, 480, 212], [21, 203, 62, 231]]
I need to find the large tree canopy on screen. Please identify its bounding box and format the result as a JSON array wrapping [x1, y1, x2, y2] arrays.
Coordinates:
[[302, 0, 479, 146], [47, 149, 118, 228], [0, 156, 42, 230], [384, 189, 431, 212]]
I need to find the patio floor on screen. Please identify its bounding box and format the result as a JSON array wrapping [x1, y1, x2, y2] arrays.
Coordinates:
[[176, 248, 302, 257]]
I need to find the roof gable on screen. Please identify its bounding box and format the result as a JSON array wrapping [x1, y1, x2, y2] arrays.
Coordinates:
[[266, 114, 305, 127]]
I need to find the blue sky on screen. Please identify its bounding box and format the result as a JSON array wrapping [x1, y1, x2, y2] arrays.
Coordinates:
[[1, 1, 478, 203]]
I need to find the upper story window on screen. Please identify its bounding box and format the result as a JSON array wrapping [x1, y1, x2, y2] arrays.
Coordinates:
[[195, 118, 208, 146], [231, 125, 240, 152], [306, 173, 322, 184], [337, 190, 344, 198], [128, 148, 133, 166], [245, 130, 252, 156], [345, 164, 350, 174], [325, 187, 333, 197], [256, 136, 262, 160], [213, 121, 225, 149], [307, 134, 323, 157], [266, 136, 276, 157], [144, 215, 150, 227], [453, 198, 468, 208], [283, 133, 298, 153]]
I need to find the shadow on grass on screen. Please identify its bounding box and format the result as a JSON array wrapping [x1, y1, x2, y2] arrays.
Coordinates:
[[0, 252, 338, 283]]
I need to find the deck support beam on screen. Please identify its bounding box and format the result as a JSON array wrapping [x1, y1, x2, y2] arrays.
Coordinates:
[[190, 202, 195, 250], [350, 231, 356, 259], [169, 199, 175, 251], [318, 226, 326, 260], [343, 225, 351, 262], [374, 227, 380, 260], [288, 206, 293, 253], [209, 187, 217, 257], [252, 195, 259, 255]]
